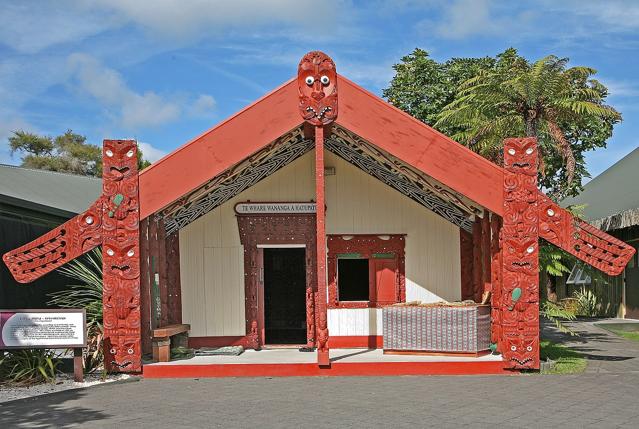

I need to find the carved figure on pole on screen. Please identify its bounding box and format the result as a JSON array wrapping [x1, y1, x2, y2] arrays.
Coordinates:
[[501, 137, 540, 369], [3, 139, 141, 373], [298, 50, 338, 366]]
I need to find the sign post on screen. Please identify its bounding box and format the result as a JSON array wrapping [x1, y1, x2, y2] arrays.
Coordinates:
[[0, 309, 87, 382]]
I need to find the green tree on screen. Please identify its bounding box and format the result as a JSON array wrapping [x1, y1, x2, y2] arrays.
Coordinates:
[[384, 48, 621, 200], [383, 48, 495, 138], [434, 49, 621, 199], [8, 130, 151, 176]]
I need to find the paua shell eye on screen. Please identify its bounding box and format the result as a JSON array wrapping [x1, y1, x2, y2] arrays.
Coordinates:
[[106, 149, 114, 157], [526, 246, 535, 254], [110, 348, 116, 354], [508, 148, 516, 155], [320, 75, 330, 85], [126, 149, 135, 158], [511, 345, 517, 351], [526, 345, 533, 352], [106, 248, 115, 256], [127, 348, 134, 354], [525, 147, 534, 155], [305, 76, 314, 86], [127, 249, 135, 257]]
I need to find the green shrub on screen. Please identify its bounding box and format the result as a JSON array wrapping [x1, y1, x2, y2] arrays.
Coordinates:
[[574, 287, 600, 317], [541, 300, 577, 335], [0, 349, 60, 385], [49, 248, 104, 373]]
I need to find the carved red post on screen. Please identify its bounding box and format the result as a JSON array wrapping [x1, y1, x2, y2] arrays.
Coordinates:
[[101, 140, 141, 372], [501, 138, 540, 369], [490, 214, 502, 350], [3, 139, 142, 373], [298, 51, 337, 366]]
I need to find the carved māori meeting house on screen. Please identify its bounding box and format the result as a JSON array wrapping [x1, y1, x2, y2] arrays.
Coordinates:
[[3, 52, 635, 377]]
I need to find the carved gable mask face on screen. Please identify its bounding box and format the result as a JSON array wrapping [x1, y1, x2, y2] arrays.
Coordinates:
[[298, 51, 338, 126], [103, 140, 138, 181], [103, 236, 140, 280], [504, 138, 537, 176]]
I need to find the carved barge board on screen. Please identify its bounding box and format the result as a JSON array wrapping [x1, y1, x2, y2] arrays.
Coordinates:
[[538, 194, 635, 276], [2, 200, 103, 283]]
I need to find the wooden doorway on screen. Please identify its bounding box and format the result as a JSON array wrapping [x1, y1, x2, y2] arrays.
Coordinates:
[[237, 212, 317, 350], [261, 247, 307, 345]]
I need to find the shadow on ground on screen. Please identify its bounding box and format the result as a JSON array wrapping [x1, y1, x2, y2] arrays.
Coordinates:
[[0, 388, 111, 428]]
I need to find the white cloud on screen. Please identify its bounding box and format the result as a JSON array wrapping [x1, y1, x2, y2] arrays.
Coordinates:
[[190, 94, 216, 117], [67, 53, 181, 128], [418, 0, 534, 40], [92, 0, 338, 41], [600, 79, 639, 99], [137, 142, 168, 163], [0, 1, 118, 54]]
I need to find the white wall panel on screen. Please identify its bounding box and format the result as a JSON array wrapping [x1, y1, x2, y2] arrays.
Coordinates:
[[180, 150, 461, 338]]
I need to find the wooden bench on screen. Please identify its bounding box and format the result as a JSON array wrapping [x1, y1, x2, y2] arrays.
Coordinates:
[[151, 324, 190, 362]]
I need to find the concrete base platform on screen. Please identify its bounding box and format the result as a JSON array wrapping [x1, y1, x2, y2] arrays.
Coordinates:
[[143, 348, 509, 378]]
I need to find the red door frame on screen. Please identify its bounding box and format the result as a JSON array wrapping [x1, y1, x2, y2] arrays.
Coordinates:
[[237, 211, 317, 350]]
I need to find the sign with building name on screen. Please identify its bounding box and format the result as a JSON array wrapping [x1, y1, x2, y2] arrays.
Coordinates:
[[0, 309, 86, 349], [235, 202, 317, 215]]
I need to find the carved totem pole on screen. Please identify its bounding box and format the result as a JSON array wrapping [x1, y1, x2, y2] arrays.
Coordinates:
[[3, 140, 141, 372], [501, 138, 540, 369], [298, 50, 338, 366]]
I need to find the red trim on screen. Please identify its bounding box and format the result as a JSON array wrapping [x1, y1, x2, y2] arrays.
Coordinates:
[[188, 336, 248, 348], [329, 336, 383, 348], [143, 361, 511, 378], [315, 126, 330, 366], [327, 234, 406, 309], [188, 335, 384, 349]]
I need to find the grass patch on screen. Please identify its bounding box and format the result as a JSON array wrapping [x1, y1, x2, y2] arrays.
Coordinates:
[[603, 328, 639, 342], [594, 323, 639, 343], [540, 340, 587, 375]]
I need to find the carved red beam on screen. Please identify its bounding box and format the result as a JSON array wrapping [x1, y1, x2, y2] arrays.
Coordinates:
[[3, 201, 103, 283], [538, 194, 635, 276]]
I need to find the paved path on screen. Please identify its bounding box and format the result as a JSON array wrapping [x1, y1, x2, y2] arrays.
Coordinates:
[[2, 320, 639, 429], [542, 318, 639, 373]]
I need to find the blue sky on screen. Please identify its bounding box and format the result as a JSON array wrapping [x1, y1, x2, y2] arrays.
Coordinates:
[[1, 0, 638, 181]]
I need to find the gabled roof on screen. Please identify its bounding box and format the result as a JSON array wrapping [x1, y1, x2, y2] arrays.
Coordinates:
[[562, 146, 639, 228], [0, 164, 101, 217], [139, 75, 503, 220]]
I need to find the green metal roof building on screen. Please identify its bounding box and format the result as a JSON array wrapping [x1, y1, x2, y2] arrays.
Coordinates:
[[0, 164, 101, 309], [562, 148, 639, 319]]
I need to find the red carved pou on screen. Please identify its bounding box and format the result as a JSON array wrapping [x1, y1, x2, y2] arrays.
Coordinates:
[[101, 140, 141, 372], [2, 139, 141, 373], [298, 51, 338, 126], [501, 137, 540, 370]]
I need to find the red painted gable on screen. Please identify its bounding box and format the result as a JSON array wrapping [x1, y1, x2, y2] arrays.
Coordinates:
[[138, 74, 504, 219]]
